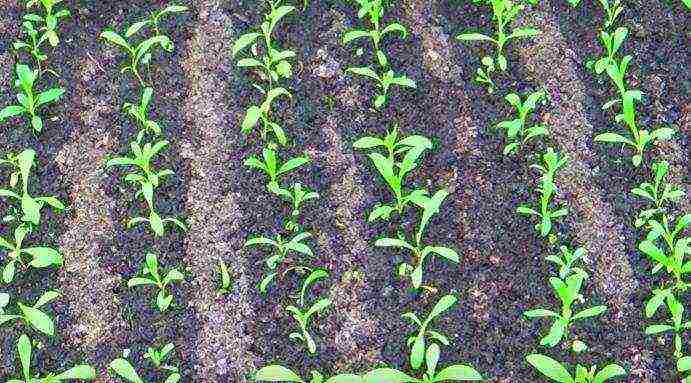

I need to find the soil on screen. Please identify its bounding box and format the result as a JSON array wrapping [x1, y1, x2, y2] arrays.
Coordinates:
[[0, 0, 688, 382]]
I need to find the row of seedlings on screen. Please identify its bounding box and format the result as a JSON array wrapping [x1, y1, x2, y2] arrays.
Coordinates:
[[99, 3, 189, 382], [579, 0, 689, 379], [458, 0, 628, 381], [0, 0, 97, 381], [233, 0, 333, 358]]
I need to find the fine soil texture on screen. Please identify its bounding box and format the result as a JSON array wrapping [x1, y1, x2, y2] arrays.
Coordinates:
[[0, 0, 688, 382]]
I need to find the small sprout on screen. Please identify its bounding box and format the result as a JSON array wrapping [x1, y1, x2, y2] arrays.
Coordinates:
[[345, 67, 416, 109], [286, 297, 330, 355], [402, 294, 457, 370], [595, 0, 624, 29], [217, 258, 232, 295], [526, 353, 626, 383], [123, 87, 163, 137], [110, 346, 182, 383], [15, 0, 71, 76], [269, 182, 319, 232], [127, 252, 184, 312], [546, 246, 587, 280], [244, 146, 310, 192], [644, 295, 689, 359], [587, 27, 628, 75], [495, 89, 548, 155], [144, 342, 179, 374], [0, 224, 62, 284], [0, 290, 61, 336], [7, 333, 95, 382]]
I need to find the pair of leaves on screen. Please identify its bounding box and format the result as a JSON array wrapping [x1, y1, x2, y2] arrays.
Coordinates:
[[7, 333, 95, 383], [346, 67, 416, 109], [127, 252, 184, 312], [286, 298, 331, 354], [109, 357, 180, 383], [244, 146, 310, 189], [495, 90, 547, 155], [403, 295, 457, 370], [0, 290, 60, 336], [526, 354, 625, 383], [0, 224, 62, 284]]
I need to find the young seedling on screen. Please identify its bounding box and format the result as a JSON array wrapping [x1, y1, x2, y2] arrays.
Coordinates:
[[244, 146, 310, 192], [286, 297, 331, 354], [638, 230, 690, 292], [0, 290, 60, 336], [122, 4, 188, 52], [546, 246, 587, 280], [123, 87, 163, 137], [0, 149, 65, 226], [375, 190, 460, 289], [365, 343, 482, 382], [0, 64, 65, 133], [233, 1, 296, 144], [517, 148, 569, 238], [6, 333, 95, 383], [254, 365, 362, 383], [109, 351, 181, 383], [353, 126, 432, 222], [0, 225, 62, 284], [144, 343, 179, 374], [217, 258, 232, 295], [587, 27, 628, 75], [644, 294, 690, 359], [24, 0, 71, 46], [456, 0, 540, 92], [244, 232, 314, 294], [495, 89, 548, 155], [127, 252, 184, 312], [402, 294, 457, 370], [526, 354, 626, 383], [524, 270, 608, 348], [269, 182, 319, 232], [631, 160, 685, 229], [345, 67, 416, 109], [596, 0, 624, 29]]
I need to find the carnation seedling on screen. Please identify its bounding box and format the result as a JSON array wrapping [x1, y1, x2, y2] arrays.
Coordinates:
[[456, 0, 540, 92], [128, 252, 184, 312], [365, 343, 482, 382], [495, 90, 548, 155], [254, 365, 362, 383], [240, 88, 292, 145], [526, 354, 626, 383], [122, 4, 188, 51], [0, 290, 60, 336], [547, 246, 587, 280], [6, 333, 95, 383], [0, 64, 65, 133], [345, 67, 416, 109], [144, 343, 179, 374], [644, 294, 690, 359], [596, 0, 624, 29], [524, 270, 608, 347], [244, 146, 310, 191], [0, 149, 65, 226], [587, 27, 628, 75], [0, 225, 62, 284], [269, 182, 319, 232], [217, 259, 232, 295], [123, 87, 163, 137], [245, 232, 314, 294], [375, 190, 460, 289], [353, 126, 432, 222], [517, 148, 569, 238], [109, 350, 181, 383], [286, 297, 331, 354], [638, 230, 690, 292], [631, 161, 686, 229], [403, 294, 457, 370]]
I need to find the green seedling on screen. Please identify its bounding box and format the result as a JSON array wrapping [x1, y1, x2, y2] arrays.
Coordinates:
[[546, 246, 587, 280], [254, 365, 362, 383], [0, 149, 65, 226], [342, 0, 407, 68], [456, 0, 540, 92], [403, 294, 457, 370], [0, 225, 62, 284], [286, 296, 331, 354], [679, 356, 690, 382], [587, 27, 628, 75], [109, 352, 181, 383], [245, 232, 314, 294], [122, 4, 188, 51], [631, 160, 685, 229], [345, 67, 416, 109], [526, 354, 626, 383], [375, 190, 460, 289], [364, 343, 482, 382], [517, 148, 569, 237], [144, 343, 179, 373], [0, 290, 60, 336], [123, 87, 162, 137], [0, 64, 65, 133], [7, 333, 95, 383], [218, 258, 232, 295], [495, 90, 548, 155], [638, 224, 690, 292], [269, 182, 319, 232], [233, 1, 295, 145], [596, 0, 624, 29], [244, 146, 310, 191], [24, 0, 71, 45], [644, 294, 690, 359], [127, 252, 184, 312], [353, 126, 432, 222], [524, 270, 608, 348]]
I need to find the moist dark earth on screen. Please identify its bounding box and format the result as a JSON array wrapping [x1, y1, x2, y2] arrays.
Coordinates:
[[0, 0, 688, 382]]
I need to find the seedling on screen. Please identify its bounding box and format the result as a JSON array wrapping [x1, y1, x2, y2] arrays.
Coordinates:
[[6, 333, 95, 383], [631, 160, 685, 229], [546, 246, 587, 280], [144, 343, 179, 373], [638, 230, 690, 292], [644, 294, 689, 359], [587, 27, 628, 75], [596, 0, 624, 29], [244, 146, 310, 191], [495, 90, 548, 155], [122, 4, 188, 52], [109, 351, 181, 383], [269, 182, 319, 232], [524, 270, 608, 347], [233, 1, 296, 144], [0, 290, 60, 336], [123, 87, 163, 137], [375, 190, 460, 289], [0, 64, 65, 133], [217, 258, 232, 295], [526, 354, 626, 383], [127, 252, 184, 312], [24, 0, 71, 46], [0, 225, 62, 284], [254, 365, 362, 383], [0, 149, 65, 226], [353, 126, 432, 222], [456, 0, 540, 92], [364, 343, 482, 382], [286, 297, 331, 354], [244, 232, 314, 294], [517, 148, 569, 238], [345, 66, 416, 109], [402, 294, 457, 370]]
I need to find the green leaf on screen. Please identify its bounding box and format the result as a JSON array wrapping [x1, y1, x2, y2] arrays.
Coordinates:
[[425, 247, 459, 263], [510, 28, 541, 39], [678, 356, 691, 372], [524, 309, 558, 318], [434, 364, 483, 381], [18, 333, 31, 380], [18, 302, 54, 336], [232, 32, 261, 57], [242, 106, 261, 134], [572, 305, 607, 321], [127, 277, 156, 287], [254, 365, 304, 382], [55, 365, 97, 380], [343, 30, 370, 44], [526, 354, 574, 383], [381, 22, 407, 38], [0, 105, 26, 120], [456, 33, 494, 42], [31, 115, 43, 132], [645, 324, 673, 334], [363, 368, 416, 383], [410, 336, 425, 370], [109, 358, 144, 383], [100, 30, 131, 51], [33, 290, 60, 308], [592, 364, 626, 383], [594, 132, 634, 146], [346, 66, 379, 80], [353, 136, 384, 149], [375, 238, 414, 251], [278, 156, 310, 176]]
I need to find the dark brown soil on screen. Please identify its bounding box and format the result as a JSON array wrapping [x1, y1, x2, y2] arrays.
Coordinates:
[[0, 0, 688, 382]]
